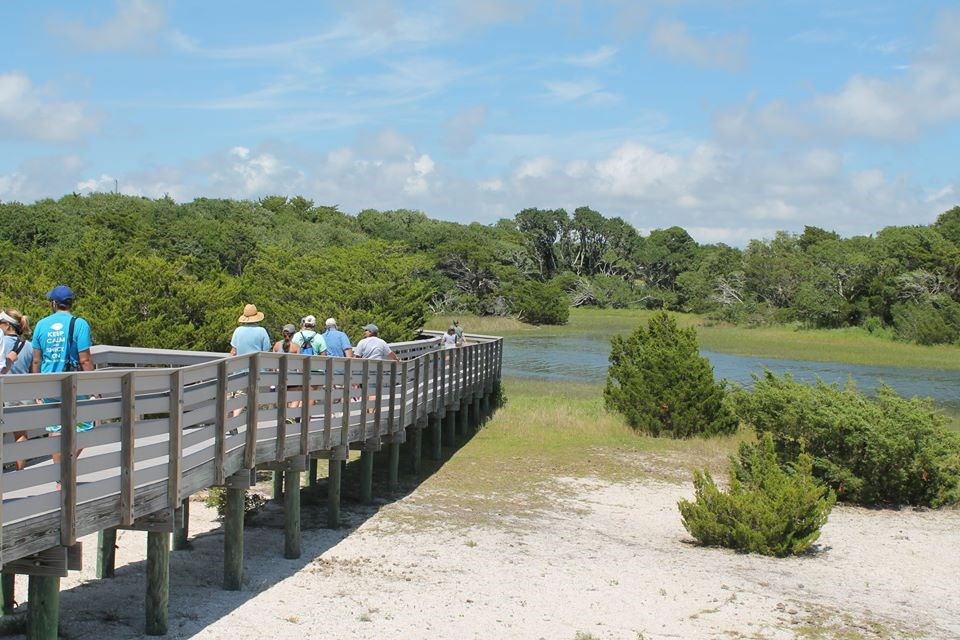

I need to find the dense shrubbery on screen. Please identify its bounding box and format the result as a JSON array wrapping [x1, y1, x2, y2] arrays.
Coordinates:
[[678, 433, 836, 557], [731, 372, 960, 507], [604, 311, 736, 437]]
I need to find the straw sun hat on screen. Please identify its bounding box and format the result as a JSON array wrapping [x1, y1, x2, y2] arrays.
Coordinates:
[[238, 303, 265, 324]]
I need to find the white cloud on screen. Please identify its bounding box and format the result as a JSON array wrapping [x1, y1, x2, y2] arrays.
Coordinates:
[[544, 80, 619, 105], [443, 106, 488, 154], [0, 72, 103, 142], [51, 0, 167, 52], [647, 19, 747, 71], [563, 46, 618, 68]]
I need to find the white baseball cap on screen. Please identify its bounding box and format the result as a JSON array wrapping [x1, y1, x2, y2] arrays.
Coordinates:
[[325, 318, 337, 326], [302, 315, 317, 327]]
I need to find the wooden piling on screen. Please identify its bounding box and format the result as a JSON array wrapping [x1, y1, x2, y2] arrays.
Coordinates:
[[223, 487, 245, 590], [271, 470, 283, 502], [457, 398, 469, 436], [327, 459, 341, 528], [360, 449, 374, 504], [443, 410, 456, 447], [96, 527, 117, 579], [2, 574, 15, 615], [308, 457, 319, 487], [472, 396, 482, 429], [173, 499, 190, 551], [430, 413, 442, 460], [26, 575, 59, 640], [283, 469, 301, 559], [145, 531, 170, 636], [408, 426, 422, 474], [388, 440, 400, 492]]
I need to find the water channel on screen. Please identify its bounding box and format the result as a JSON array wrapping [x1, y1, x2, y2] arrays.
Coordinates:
[[502, 335, 960, 412]]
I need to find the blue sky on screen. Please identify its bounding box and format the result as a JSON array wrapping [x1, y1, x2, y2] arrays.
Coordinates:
[[2, 1, 959, 245]]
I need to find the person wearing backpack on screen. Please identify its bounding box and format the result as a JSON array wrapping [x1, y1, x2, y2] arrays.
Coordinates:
[[293, 315, 327, 357]]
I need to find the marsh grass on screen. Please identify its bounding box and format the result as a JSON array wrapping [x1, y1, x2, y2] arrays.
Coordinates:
[[380, 377, 747, 532], [429, 308, 960, 370]]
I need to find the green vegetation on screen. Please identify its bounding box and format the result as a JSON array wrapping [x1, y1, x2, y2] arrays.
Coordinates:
[[4, 194, 960, 351], [732, 373, 960, 507], [678, 434, 836, 557], [604, 311, 736, 437]]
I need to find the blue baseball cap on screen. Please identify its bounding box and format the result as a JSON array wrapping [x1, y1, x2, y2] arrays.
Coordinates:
[[46, 285, 75, 303]]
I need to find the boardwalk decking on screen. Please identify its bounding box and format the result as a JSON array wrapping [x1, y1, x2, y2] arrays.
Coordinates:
[[0, 331, 502, 635]]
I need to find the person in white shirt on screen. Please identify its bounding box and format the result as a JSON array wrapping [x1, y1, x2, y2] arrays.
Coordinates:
[[353, 324, 399, 361]]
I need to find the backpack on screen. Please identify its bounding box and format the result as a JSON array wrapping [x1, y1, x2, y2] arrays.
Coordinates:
[[300, 331, 315, 356]]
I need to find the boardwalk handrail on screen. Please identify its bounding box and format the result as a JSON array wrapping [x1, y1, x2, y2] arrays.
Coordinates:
[[0, 333, 503, 566]]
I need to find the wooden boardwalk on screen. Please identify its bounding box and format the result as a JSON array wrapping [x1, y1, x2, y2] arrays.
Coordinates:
[[0, 331, 502, 636]]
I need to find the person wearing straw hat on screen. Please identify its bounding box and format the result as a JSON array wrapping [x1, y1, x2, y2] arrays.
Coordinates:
[[230, 303, 272, 356]]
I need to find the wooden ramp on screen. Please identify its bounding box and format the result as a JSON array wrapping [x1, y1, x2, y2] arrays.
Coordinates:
[[0, 331, 503, 636]]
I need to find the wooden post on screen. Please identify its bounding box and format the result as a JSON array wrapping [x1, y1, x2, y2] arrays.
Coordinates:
[[2, 574, 15, 615], [96, 527, 117, 579], [327, 458, 341, 528], [429, 414, 442, 460], [360, 449, 374, 504], [388, 440, 400, 492], [26, 575, 59, 640], [283, 469, 301, 559], [409, 426, 422, 475], [443, 410, 456, 447], [457, 398, 469, 436], [223, 487, 244, 591], [145, 531, 170, 636], [472, 396, 482, 429], [308, 457, 319, 487], [173, 499, 190, 551], [271, 471, 283, 502]]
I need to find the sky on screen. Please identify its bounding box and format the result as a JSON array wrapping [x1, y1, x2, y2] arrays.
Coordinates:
[[2, 1, 959, 246]]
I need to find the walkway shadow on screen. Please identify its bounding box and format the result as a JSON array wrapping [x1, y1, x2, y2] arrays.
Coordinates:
[[51, 425, 480, 638]]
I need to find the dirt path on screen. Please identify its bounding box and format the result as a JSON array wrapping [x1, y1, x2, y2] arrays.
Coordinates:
[[32, 474, 960, 639]]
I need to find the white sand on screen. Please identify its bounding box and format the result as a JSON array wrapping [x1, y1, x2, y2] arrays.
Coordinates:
[[21, 475, 960, 639]]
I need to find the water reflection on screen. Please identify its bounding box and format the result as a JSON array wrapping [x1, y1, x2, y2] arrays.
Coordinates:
[[503, 335, 960, 412]]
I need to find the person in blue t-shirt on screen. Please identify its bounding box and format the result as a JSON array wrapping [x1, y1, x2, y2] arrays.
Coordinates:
[[230, 303, 272, 355], [32, 284, 96, 464], [32, 285, 93, 374], [322, 317, 353, 358]]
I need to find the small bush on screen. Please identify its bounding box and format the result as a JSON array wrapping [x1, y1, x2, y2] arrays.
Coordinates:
[[678, 433, 836, 557], [732, 372, 960, 507], [506, 280, 569, 325], [892, 298, 960, 345], [604, 311, 736, 437], [204, 487, 266, 519]]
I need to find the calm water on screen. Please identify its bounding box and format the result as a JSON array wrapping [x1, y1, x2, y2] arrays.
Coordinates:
[[503, 335, 960, 412]]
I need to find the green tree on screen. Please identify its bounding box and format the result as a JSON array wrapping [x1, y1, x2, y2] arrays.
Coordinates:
[[604, 311, 736, 437]]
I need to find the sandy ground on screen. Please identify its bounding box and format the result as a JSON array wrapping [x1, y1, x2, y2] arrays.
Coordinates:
[[12, 474, 960, 640]]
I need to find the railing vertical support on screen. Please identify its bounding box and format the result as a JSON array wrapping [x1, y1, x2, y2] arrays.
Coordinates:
[[244, 353, 260, 470], [443, 409, 456, 447], [283, 469, 301, 559], [223, 487, 244, 590], [59, 375, 78, 546], [120, 373, 136, 526], [308, 458, 319, 487], [271, 472, 283, 502], [168, 369, 183, 512], [2, 574, 14, 615], [145, 531, 170, 636], [215, 361, 228, 486], [457, 397, 469, 437]]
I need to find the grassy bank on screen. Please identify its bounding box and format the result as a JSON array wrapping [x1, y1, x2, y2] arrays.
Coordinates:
[[428, 308, 960, 371], [405, 378, 746, 521]]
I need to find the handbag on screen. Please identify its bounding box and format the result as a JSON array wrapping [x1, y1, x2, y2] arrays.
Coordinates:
[[63, 316, 81, 372]]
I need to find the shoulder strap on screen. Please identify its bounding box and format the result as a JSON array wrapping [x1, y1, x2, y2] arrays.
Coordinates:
[[66, 316, 77, 361], [11, 337, 25, 355]]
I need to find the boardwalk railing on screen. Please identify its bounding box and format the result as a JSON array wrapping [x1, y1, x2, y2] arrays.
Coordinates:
[[1, 332, 503, 569]]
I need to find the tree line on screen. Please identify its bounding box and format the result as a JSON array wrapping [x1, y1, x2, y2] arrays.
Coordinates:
[[1, 193, 959, 348]]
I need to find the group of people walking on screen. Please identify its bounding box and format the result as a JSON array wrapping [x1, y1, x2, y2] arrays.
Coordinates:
[[229, 304, 399, 362]]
